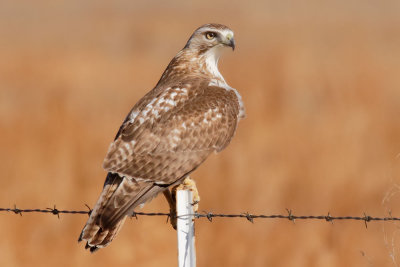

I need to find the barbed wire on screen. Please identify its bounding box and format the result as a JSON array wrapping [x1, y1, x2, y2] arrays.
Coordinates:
[[1, 205, 399, 228]]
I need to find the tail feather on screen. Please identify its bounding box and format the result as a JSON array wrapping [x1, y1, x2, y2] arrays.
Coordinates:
[[78, 173, 160, 251], [85, 216, 127, 249]]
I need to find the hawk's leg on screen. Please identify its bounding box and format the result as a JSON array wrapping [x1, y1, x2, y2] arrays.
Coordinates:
[[163, 190, 177, 230], [163, 176, 200, 230]]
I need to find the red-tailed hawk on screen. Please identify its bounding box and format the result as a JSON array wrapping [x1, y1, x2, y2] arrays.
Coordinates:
[[78, 23, 245, 252]]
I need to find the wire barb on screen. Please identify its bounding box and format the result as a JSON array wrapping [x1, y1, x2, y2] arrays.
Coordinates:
[[243, 212, 254, 223], [286, 209, 295, 223], [13, 205, 22, 216], [47, 205, 60, 219], [84, 204, 92, 216], [363, 212, 371, 228], [325, 212, 333, 224], [206, 212, 213, 222]]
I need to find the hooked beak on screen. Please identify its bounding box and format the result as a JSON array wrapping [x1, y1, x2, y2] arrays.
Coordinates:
[[224, 34, 235, 51], [229, 38, 236, 51]]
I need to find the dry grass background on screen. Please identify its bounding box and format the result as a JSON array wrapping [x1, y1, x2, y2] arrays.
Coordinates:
[[0, 0, 400, 266]]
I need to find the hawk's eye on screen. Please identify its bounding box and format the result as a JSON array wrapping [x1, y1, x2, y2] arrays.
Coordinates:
[[205, 32, 216, 40]]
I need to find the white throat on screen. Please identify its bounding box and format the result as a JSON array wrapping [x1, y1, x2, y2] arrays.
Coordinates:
[[203, 47, 226, 84]]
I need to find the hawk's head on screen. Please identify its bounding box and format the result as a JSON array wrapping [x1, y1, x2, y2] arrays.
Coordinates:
[[159, 23, 235, 83], [185, 23, 235, 54]]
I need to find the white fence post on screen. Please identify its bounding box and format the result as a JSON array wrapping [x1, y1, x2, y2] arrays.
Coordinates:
[[176, 189, 196, 267]]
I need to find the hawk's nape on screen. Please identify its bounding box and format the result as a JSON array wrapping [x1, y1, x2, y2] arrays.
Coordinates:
[[78, 23, 245, 252]]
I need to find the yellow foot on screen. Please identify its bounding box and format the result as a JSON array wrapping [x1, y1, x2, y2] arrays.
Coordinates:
[[163, 176, 200, 230], [173, 177, 200, 213]]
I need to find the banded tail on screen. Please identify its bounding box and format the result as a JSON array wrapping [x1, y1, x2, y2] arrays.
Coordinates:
[[78, 173, 165, 252]]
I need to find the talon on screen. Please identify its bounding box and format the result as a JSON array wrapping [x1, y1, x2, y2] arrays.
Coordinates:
[[173, 177, 200, 213]]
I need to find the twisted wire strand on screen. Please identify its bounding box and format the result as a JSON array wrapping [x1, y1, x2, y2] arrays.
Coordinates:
[[1, 206, 399, 227]]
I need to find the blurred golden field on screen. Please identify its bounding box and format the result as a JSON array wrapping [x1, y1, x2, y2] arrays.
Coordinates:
[[1, 0, 400, 266]]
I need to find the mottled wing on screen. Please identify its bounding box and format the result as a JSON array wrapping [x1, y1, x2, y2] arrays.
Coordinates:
[[103, 79, 240, 185]]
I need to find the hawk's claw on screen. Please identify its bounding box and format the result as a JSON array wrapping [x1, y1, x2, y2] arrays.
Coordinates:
[[163, 177, 200, 230]]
